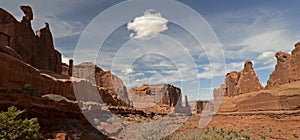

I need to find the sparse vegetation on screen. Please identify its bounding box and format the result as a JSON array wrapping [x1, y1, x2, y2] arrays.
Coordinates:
[[269, 127, 273, 133], [164, 127, 255, 140], [0, 106, 41, 140]]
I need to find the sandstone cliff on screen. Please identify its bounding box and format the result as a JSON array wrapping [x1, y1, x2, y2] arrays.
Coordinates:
[[214, 42, 300, 113], [218, 81, 300, 112], [73, 62, 130, 105], [0, 6, 61, 73], [128, 84, 182, 108]]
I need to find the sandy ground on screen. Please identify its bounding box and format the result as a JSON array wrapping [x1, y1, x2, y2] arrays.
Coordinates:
[[172, 111, 300, 139]]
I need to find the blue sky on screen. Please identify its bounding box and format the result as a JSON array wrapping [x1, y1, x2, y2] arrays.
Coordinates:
[[1, 0, 300, 100]]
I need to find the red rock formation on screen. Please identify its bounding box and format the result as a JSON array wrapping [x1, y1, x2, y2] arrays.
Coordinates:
[[0, 6, 61, 73], [0, 92, 108, 139], [266, 51, 291, 88], [224, 60, 263, 96], [35, 23, 62, 73], [73, 62, 130, 105], [213, 84, 225, 100], [61, 63, 69, 76], [218, 81, 300, 112], [0, 52, 74, 99], [0, 45, 22, 60], [0, 6, 37, 66], [195, 100, 210, 113], [129, 84, 182, 107], [54, 133, 71, 140], [266, 42, 300, 88]]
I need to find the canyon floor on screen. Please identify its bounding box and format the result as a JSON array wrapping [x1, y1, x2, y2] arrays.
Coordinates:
[[165, 110, 300, 140]]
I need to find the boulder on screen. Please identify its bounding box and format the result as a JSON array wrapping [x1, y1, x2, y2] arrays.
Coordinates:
[[54, 133, 71, 140]]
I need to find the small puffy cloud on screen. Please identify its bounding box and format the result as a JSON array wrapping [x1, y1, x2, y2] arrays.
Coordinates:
[[122, 68, 134, 74], [127, 9, 168, 40]]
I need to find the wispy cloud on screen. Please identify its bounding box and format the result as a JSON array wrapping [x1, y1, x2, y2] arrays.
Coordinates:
[[34, 15, 85, 39]]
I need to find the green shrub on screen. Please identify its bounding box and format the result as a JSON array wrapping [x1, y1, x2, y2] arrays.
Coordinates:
[[269, 127, 272, 133], [0, 106, 41, 140], [293, 134, 299, 139]]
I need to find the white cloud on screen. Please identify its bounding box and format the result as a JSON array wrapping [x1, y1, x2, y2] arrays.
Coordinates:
[[122, 68, 134, 74], [255, 51, 277, 71], [257, 51, 276, 65], [257, 51, 275, 60], [197, 61, 243, 79], [127, 9, 168, 40]]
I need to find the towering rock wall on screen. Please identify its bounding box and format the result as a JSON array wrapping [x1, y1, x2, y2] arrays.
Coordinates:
[[129, 84, 182, 107], [0, 6, 61, 73], [73, 62, 130, 105], [0, 6, 38, 66], [215, 60, 263, 97], [266, 42, 300, 88]]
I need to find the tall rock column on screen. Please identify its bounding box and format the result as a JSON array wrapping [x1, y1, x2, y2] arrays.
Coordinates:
[[225, 60, 263, 96], [36, 23, 62, 73], [266, 41, 300, 88]]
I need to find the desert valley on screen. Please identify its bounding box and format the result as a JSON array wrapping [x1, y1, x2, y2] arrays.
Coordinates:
[[0, 5, 300, 140]]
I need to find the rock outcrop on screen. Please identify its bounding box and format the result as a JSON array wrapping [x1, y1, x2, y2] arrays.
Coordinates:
[[61, 63, 69, 76], [73, 62, 130, 105], [224, 60, 263, 96], [128, 84, 182, 108], [174, 95, 192, 115], [0, 92, 108, 139], [0, 52, 74, 99], [35, 23, 62, 73], [0, 6, 61, 73], [213, 84, 225, 100], [266, 42, 300, 88], [215, 41, 300, 113], [218, 81, 300, 112], [0, 6, 37, 66]]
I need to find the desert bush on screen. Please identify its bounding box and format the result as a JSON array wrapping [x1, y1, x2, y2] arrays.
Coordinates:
[[293, 133, 299, 138], [0, 106, 41, 140]]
